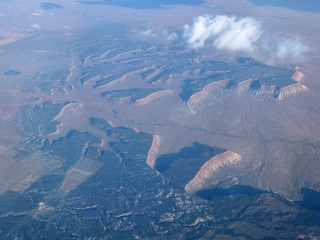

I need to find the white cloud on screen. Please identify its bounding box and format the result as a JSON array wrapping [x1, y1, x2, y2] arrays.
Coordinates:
[[162, 30, 178, 41], [183, 15, 262, 52], [277, 38, 308, 58], [140, 28, 157, 38], [31, 24, 40, 29]]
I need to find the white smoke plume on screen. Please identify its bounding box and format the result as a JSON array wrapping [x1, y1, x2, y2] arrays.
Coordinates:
[[183, 15, 262, 52]]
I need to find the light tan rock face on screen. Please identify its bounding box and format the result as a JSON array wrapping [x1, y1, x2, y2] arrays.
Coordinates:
[[146, 135, 161, 169], [291, 71, 304, 82], [235, 70, 308, 100], [278, 82, 309, 101], [277, 70, 308, 100], [187, 80, 228, 111], [135, 90, 173, 106], [185, 150, 242, 194], [236, 79, 252, 93], [187, 70, 308, 111], [256, 85, 276, 96]]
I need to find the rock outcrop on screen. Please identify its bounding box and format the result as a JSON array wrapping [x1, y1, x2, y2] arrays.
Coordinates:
[[236, 79, 252, 93], [135, 90, 173, 106], [53, 102, 80, 121], [256, 85, 276, 96], [185, 150, 241, 194], [146, 135, 161, 169], [234, 70, 308, 100], [291, 70, 304, 82], [187, 80, 228, 111], [276, 70, 308, 100], [278, 82, 309, 101]]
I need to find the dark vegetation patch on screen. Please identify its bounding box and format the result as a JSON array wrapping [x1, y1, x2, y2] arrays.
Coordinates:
[[196, 185, 269, 200], [18, 101, 68, 136], [297, 188, 320, 211], [179, 58, 296, 101], [41, 130, 100, 171], [4, 69, 20, 75], [0, 190, 35, 214], [155, 142, 219, 173], [101, 88, 162, 103]]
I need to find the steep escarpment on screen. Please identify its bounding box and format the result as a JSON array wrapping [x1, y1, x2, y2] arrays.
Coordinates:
[[276, 70, 308, 100], [187, 80, 228, 112], [256, 85, 276, 96], [135, 90, 173, 106], [101, 88, 162, 103], [185, 150, 241, 194], [234, 69, 308, 100], [236, 79, 252, 93], [146, 135, 161, 169], [188, 80, 228, 106], [291, 70, 304, 82], [278, 82, 309, 100]]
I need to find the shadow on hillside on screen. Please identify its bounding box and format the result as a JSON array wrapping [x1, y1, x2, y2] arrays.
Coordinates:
[[297, 188, 320, 211], [196, 185, 269, 200]]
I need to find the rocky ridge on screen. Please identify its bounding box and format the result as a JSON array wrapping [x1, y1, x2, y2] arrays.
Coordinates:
[[185, 150, 242, 194]]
